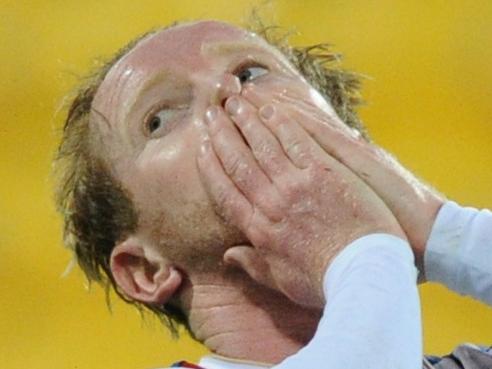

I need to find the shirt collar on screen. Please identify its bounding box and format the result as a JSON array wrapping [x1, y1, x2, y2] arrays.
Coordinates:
[[198, 355, 271, 369]]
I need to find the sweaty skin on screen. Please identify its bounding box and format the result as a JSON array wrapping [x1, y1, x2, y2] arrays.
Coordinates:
[[91, 20, 352, 271], [93, 20, 409, 362], [93, 20, 334, 362], [91, 21, 309, 268], [198, 93, 407, 307], [233, 84, 444, 278]]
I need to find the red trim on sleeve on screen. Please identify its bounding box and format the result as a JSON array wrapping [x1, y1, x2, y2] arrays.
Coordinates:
[[172, 361, 206, 369]]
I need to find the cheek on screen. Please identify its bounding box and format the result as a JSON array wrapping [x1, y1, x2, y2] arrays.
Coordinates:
[[121, 126, 243, 264], [134, 132, 202, 210], [124, 124, 219, 242]]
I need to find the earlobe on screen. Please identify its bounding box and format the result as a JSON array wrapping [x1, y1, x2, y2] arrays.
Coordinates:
[[110, 239, 182, 305]]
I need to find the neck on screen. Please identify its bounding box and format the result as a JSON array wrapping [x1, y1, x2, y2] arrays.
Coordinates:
[[179, 268, 321, 364]]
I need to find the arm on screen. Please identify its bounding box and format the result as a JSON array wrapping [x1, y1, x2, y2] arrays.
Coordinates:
[[275, 234, 421, 369], [425, 201, 492, 305]]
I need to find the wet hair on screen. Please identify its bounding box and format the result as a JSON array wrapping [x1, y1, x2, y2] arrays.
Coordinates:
[[54, 20, 366, 336]]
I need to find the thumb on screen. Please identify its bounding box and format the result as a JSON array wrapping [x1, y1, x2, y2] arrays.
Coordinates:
[[224, 246, 276, 290]]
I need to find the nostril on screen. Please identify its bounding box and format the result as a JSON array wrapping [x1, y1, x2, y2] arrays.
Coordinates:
[[220, 97, 228, 108]]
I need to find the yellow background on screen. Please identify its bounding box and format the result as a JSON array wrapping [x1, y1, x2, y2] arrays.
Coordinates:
[[1, 1, 491, 368]]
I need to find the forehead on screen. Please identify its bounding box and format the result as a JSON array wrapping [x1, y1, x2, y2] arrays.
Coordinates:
[[122, 21, 251, 73], [92, 21, 256, 115]]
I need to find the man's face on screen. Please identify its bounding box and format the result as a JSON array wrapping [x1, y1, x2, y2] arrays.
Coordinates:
[[92, 21, 334, 268]]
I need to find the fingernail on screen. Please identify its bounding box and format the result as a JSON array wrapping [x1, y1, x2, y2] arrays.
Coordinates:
[[225, 97, 241, 116], [259, 104, 275, 121], [205, 106, 219, 125]]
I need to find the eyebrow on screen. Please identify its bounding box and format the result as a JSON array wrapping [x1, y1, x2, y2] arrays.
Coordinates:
[[123, 71, 174, 124], [201, 40, 271, 55], [201, 40, 291, 67], [202, 40, 298, 83]]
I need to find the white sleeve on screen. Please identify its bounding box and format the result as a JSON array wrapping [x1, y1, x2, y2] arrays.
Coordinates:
[[273, 234, 422, 369], [424, 200, 492, 305]]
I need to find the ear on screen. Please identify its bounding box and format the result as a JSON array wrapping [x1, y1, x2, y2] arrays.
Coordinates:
[[110, 237, 182, 305]]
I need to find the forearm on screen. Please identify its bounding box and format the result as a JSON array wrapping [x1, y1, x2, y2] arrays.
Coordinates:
[[425, 201, 492, 305], [274, 234, 422, 369]]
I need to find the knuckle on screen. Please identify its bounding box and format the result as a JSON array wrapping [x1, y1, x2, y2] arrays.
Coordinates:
[[248, 229, 267, 248], [215, 186, 231, 209], [257, 193, 283, 221], [256, 139, 270, 153], [223, 155, 245, 177], [216, 195, 246, 227], [256, 140, 277, 160], [246, 220, 269, 248], [264, 206, 285, 223], [279, 177, 304, 201], [286, 140, 308, 158], [307, 162, 328, 181], [267, 114, 284, 129]]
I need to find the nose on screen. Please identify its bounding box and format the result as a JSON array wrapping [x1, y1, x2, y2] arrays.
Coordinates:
[[213, 73, 241, 107]]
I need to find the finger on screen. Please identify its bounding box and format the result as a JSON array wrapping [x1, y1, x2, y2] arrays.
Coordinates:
[[280, 99, 371, 166], [241, 81, 283, 108], [280, 93, 341, 125], [242, 83, 360, 147], [197, 138, 253, 230], [242, 78, 309, 105], [241, 84, 376, 190], [257, 103, 327, 169], [244, 85, 367, 167], [224, 96, 297, 180], [242, 82, 326, 117], [280, 99, 430, 226], [281, 93, 362, 139], [205, 105, 283, 219], [223, 245, 276, 290], [243, 83, 358, 138]]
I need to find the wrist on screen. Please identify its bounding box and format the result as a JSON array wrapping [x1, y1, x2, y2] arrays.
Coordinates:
[[413, 196, 445, 282], [322, 233, 415, 302]]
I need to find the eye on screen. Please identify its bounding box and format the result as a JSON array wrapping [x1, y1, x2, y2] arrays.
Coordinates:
[[235, 65, 269, 84], [145, 108, 185, 136], [148, 116, 161, 133]]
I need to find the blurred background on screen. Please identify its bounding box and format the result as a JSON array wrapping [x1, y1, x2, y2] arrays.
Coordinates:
[[1, 1, 491, 368]]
